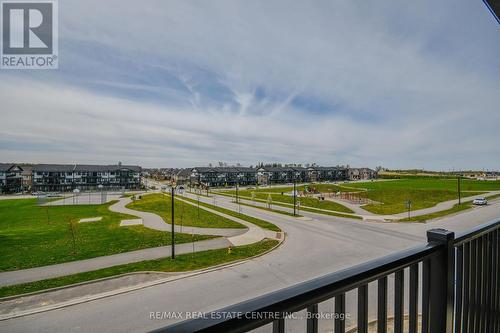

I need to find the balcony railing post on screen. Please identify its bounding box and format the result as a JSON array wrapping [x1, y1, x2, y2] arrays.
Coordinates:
[[426, 228, 455, 333]]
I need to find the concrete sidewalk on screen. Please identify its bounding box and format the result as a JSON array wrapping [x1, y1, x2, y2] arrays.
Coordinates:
[[388, 191, 500, 219], [0, 238, 230, 288]]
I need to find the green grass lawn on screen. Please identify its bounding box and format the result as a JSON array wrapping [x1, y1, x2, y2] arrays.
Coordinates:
[[234, 201, 302, 217], [398, 192, 500, 222], [359, 189, 461, 215], [0, 239, 279, 298], [0, 199, 215, 272], [217, 178, 499, 216], [222, 184, 346, 196], [180, 196, 281, 232], [399, 202, 473, 222], [344, 178, 499, 215], [127, 193, 245, 229], [237, 183, 346, 194], [346, 178, 500, 192], [217, 191, 354, 213]]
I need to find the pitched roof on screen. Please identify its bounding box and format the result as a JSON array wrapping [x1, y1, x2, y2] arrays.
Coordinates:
[[176, 168, 192, 177], [308, 166, 344, 171], [32, 164, 76, 172], [32, 164, 141, 172], [0, 163, 23, 172], [192, 167, 258, 173], [257, 166, 296, 172], [75, 165, 141, 172]]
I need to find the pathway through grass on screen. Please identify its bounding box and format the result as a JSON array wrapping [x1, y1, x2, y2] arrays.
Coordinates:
[[0, 199, 215, 272], [127, 193, 245, 229]]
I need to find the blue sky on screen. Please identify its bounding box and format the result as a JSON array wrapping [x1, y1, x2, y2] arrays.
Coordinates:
[[0, 0, 499, 169]]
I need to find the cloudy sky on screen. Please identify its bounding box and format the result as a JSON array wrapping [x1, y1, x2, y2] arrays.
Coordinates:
[[1, 0, 499, 169]]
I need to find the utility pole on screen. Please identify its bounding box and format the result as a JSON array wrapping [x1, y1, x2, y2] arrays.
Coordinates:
[[171, 186, 175, 259], [458, 176, 461, 205]]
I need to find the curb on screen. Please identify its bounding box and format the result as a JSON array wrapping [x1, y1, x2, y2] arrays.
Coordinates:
[[0, 236, 285, 321]]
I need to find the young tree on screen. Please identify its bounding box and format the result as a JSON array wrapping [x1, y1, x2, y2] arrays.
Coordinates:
[[68, 217, 79, 255], [267, 194, 273, 209]]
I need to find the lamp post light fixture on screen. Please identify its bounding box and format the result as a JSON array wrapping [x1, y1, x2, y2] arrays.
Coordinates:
[[293, 171, 301, 216], [236, 173, 244, 212], [169, 183, 183, 259], [293, 179, 297, 216]]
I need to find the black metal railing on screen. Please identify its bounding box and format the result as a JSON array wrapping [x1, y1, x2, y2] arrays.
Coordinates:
[[453, 219, 500, 333], [153, 218, 500, 333]]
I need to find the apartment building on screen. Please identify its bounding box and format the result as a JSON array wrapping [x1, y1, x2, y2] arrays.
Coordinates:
[[188, 165, 365, 187], [191, 167, 258, 187], [32, 164, 142, 192]]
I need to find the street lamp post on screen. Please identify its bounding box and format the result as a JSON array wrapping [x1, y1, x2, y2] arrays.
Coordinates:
[[293, 178, 297, 216], [171, 186, 175, 259], [458, 176, 461, 205], [293, 171, 300, 216], [236, 173, 243, 212]]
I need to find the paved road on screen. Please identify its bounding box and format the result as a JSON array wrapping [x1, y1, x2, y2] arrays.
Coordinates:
[[1, 194, 499, 332]]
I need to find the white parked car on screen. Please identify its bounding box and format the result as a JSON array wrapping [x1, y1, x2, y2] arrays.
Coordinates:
[[472, 197, 488, 205]]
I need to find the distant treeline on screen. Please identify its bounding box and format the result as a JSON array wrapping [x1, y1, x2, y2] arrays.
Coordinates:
[[379, 174, 459, 180]]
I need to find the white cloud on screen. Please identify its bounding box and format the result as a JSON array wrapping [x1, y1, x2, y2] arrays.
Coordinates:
[[0, 0, 499, 169]]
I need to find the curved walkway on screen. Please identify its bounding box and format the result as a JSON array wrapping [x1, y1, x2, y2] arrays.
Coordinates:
[[109, 196, 245, 237]]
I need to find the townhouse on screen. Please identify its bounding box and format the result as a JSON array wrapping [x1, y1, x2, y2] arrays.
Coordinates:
[[0, 163, 24, 193], [191, 167, 257, 187], [348, 168, 378, 181], [32, 164, 142, 192], [306, 166, 348, 182], [256, 166, 307, 185], [172, 168, 192, 185], [187, 165, 368, 187]]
